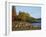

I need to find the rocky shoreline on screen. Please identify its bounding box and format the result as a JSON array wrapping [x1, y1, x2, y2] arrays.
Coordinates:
[[12, 21, 32, 31]]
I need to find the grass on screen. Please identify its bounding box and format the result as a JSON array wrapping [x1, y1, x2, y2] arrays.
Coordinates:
[[31, 26, 41, 30]]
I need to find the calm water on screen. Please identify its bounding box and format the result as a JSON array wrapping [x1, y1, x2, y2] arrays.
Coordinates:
[[32, 23, 41, 27]]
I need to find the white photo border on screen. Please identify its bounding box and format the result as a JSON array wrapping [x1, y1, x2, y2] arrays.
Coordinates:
[[5, 1, 45, 35]]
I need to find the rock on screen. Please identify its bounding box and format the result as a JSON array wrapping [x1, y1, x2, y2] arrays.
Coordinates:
[[12, 21, 32, 31]]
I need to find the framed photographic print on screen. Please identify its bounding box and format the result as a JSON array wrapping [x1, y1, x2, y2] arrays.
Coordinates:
[[5, 1, 44, 35]]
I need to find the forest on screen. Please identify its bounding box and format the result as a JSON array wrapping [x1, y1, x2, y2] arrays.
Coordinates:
[[14, 11, 41, 23]]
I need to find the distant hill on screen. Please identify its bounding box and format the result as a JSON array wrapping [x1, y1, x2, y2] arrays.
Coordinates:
[[26, 17, 41, 23]]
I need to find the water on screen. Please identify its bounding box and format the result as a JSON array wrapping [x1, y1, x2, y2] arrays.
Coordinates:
[[32, 23, 41, 27]]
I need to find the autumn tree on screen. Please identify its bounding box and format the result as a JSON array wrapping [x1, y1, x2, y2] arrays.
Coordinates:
[[12, 6, 16, 21], [17, 11, 30, 21]]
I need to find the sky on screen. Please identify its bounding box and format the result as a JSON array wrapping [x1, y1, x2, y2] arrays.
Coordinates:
[[14, 6, 41, 18]]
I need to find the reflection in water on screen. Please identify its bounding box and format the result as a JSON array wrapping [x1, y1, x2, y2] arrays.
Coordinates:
[[32, 23, 41, 27]]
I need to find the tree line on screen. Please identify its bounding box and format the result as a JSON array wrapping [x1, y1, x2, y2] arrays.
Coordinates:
[[15, 11, 41, 23]]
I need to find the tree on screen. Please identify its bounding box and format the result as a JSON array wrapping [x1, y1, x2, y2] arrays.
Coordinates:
[[17, 11, 30, 21], [12, 6, 16, 21]]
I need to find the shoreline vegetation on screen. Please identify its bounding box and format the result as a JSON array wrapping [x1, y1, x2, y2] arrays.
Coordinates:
[[12, 6, 41, 31], [12, 21, 41, 31]]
